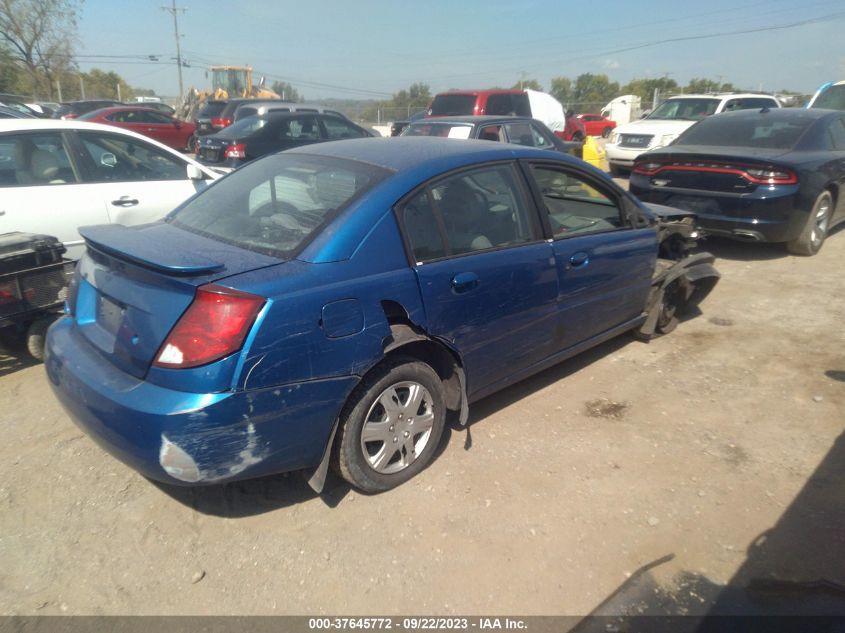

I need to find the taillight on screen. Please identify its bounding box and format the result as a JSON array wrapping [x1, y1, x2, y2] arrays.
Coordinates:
[[0, 281, 21, 305], [633, 161, 663, 175], [210, 117, 231, 128], [225, 143, 246, 159], [153, 284, 265, 369], [743, 167, 797, 185]]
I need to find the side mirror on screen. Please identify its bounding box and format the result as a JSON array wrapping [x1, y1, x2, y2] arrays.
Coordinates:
[[100, 153, 117, 168], [186, 164, 205, 181]]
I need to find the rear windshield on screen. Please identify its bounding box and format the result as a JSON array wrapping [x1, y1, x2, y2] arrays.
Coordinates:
[[216, 116, 269, 139], [648, 98, 720, 121], [404, 123, 473, 139], [169, 154, 391, 258], [198, 102, 226, 118], [675, 115, 813, 149], [429, 94, 477, 116], [811, 84, 845, 110]]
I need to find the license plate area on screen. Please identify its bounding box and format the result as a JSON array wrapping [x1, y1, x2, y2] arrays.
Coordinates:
[[96, 293, 124, 337]]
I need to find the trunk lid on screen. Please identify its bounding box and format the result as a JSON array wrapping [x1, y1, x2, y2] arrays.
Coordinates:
[[637, 147, 795, 193], [73, 222, 281, 378]]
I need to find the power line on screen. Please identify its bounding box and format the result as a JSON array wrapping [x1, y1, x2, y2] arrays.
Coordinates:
[[161, 1, 187, 99]]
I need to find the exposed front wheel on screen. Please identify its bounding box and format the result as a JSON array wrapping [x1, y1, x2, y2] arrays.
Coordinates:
[[786, 191, 832, 256], [334, 357, 446, 493]]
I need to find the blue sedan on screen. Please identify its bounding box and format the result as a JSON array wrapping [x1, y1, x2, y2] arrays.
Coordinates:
[[629, 108, 845, 255], [45, 137, 718, 493]]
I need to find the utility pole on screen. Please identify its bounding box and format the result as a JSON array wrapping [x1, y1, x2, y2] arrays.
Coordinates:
[[162, 0, 187, 100]]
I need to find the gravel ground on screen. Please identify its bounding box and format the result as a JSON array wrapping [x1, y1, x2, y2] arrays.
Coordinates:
[[1, 219, 843, 616]]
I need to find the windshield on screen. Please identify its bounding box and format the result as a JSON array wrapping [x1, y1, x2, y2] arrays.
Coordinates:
[[404, 123, 473, 139], [648, 98, 720, 121], [811, 84, 845, 110], [429, 94, 477, 116], [169, 154, 391, 258], [675, 114, 813, 149]]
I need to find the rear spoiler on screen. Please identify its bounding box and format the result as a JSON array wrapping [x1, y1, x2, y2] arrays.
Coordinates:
[[79, 223, 225, 275]]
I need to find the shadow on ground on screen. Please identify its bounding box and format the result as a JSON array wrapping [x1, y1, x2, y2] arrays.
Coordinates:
[[569, 430, 845, 631]]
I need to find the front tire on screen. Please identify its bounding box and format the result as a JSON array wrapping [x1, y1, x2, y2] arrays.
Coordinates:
[[333, 357, 446, 493], [601, 127, 613, 138], [786, 191, 832, 256]]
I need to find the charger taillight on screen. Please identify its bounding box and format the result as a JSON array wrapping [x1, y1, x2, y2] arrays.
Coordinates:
[[225, 143, 246, 159], [153, 284, 265, 369], [210, 118, 231, 129]]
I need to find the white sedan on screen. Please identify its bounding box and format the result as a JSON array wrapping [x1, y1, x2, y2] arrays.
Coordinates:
[[0, 119, 222, 259]]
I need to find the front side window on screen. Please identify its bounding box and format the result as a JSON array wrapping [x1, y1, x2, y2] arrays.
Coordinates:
[[722, 98, 778, 112], [400, 164, 538, 262], [0, 132, 77, 187], [78, 132, 187, 182], [170, 154, 389, 258], [530, 165, 624, 237], [321, 116, 367, 140], [504, 122, 553, 149]]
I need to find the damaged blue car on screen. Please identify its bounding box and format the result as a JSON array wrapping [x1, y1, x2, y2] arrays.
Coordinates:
[[45, 137, 719, 493]]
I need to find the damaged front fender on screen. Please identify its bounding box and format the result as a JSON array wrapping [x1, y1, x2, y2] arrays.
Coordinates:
[[636, 252, 721, 340]]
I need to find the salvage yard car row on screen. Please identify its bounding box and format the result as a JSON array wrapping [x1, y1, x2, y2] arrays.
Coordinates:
[[1, 78, 843, 495]]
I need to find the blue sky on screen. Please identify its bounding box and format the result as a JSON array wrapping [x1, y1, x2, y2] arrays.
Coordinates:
[[77, 0, 845, 100]]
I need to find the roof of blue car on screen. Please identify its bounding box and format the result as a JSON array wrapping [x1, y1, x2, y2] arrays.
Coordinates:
[[285, 136, 554, 172]]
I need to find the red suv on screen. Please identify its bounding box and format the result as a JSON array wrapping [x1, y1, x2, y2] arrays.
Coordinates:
[[427, 89, 585, 142]]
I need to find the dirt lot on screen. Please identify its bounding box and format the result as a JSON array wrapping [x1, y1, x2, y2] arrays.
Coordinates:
[[1, 224, 843, 616]]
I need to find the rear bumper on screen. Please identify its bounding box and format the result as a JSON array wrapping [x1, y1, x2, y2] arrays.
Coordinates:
[[630, 178, 807, 243], [45, 317, 358, 486]]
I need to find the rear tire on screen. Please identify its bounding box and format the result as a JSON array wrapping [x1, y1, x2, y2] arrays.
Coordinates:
[[26, 316, 56, 361], [571, 132, 584, 143], [786, 191, 832, 256], [333, 357, 446, 493], [609, 163, 626, 178]]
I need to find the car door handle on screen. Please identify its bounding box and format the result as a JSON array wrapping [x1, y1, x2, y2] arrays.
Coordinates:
[[0, 210, 5, 216], [111, 197, 139, 207], [568, 252, 590, 268], [451, 272, 479, 294]]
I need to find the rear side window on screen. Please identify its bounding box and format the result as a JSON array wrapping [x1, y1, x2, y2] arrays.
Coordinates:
[[169, 154, 390, 258], [827, 117, 845, 150], [429, 94, 477, 116], [399, 164, 538, 262]]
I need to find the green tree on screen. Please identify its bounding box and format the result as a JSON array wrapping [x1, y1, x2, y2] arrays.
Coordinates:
[[0, 44, 21, 93], [511, 78, 543, 91], [270, 81, 302, 102], [0, 0, 81, 99], [685, 77, 735, 94], [620, 77, 679, 103], [363, 83, 431, 122], [569, 73, 620, 111], [549, 77, 574, 105]]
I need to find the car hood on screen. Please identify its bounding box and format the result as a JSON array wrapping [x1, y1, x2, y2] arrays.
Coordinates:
[[614, 119, 697, 137]]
